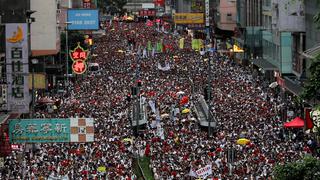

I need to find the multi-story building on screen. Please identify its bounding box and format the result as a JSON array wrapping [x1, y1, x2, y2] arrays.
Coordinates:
[[302, 0, 320, 76], [213, 0, 237, 35], [234, 0, 262, 64], [252, 0, 306, 96], [124, 0, 162, 16]]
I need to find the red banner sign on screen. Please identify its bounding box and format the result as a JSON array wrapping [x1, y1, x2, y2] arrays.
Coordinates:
[[83, 0, 91, 8], [139, 10, 156, 17]]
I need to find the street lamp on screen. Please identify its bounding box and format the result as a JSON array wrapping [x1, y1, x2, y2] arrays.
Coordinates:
[[31, 58, 39, 118], [65, 22, 72, 86]]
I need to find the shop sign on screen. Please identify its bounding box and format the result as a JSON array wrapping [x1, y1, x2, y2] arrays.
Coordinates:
[[5, 23, 30, 114], [9, 118, 94, 143], [139, 10, 156, 17], [70, 43, 88, 74], [174, 13, 204, 24]]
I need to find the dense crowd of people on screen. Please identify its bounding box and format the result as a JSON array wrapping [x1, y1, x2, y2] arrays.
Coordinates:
[[0, 19, 318, 180]]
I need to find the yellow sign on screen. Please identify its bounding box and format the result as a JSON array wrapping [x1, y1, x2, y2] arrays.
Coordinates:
[[231, 45, 244, 53], [6, 25, 24, 43], [28, 73, 46, 89], [174, 13, 204, 24]]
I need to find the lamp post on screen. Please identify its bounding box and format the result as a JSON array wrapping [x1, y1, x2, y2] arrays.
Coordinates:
[[31, 58, 39, 118], [207, 53, 212, 137], [65, 22, 72, 86]]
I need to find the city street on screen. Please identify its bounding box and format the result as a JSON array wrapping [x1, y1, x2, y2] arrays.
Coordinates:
[[1, 20, 318, 179]]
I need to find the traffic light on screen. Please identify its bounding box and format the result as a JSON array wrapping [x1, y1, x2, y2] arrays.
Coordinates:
[[126, 94, 131, 102], [131, 86, 138, 96], [137, 80, 142, 87]]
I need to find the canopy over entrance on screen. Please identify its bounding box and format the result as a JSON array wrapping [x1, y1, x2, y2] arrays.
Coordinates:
[[283, 117, 304, 128]]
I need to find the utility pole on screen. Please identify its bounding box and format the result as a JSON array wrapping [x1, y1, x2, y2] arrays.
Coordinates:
[[135, 54, 140, 136], [207, 53, 212, 137]]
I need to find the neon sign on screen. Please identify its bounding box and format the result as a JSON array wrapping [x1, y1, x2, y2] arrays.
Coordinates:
[[69, 43, 88, 74]]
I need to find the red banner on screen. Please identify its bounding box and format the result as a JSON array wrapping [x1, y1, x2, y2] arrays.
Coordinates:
[[83, 0, 91, 8], [139, 10, 156, 17]]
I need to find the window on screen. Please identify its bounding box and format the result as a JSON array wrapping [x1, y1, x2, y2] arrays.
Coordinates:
[[227, 13, 232, 21]]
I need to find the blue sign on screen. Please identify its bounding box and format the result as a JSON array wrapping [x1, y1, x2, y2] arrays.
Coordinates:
[[9, 119, 71, 143], [67, 9, 99, 30]]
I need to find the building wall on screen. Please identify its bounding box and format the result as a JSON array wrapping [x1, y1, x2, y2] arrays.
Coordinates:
[[30, 0, 60, 56], [176, 0, 191, 13], [276, 0, 305, 32], [305, 0, 320, 49], [217, 0, 237, 31]]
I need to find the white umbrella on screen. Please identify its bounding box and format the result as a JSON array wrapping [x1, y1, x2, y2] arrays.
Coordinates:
[[161, 113, 169, 118], [176, 91, 185, 95], [269, 82, 278, 88]]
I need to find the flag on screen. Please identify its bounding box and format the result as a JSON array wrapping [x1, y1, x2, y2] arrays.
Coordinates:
[[147, 40, 152, 51], [156, 42, 162, 52], [189, 167, 197, 177], [305, 108, 314, 129], [179, 38, 185, 49]]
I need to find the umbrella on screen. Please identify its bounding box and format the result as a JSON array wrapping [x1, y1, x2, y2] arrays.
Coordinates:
[[190, 117, 197, 121], [161, 113, 169, 118], [269, 82, 278, 88], [180, 96, 189, 105], [122, 138, 133, 144], [97, 166, 106, 173], [176, 91, 185, 95], [236, 138, 250, 145], [181, 108, 190, 114], [127, 16, 134, 21]]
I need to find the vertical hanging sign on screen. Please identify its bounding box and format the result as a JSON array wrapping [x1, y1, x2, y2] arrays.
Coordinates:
[[205, 0, 209, 27], [5, 23, 30, 114], [70, 43, 88, 74]]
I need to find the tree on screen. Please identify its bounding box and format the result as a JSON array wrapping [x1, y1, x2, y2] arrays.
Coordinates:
[[60, 31, 87, 53], [97, 0, 127, 15], [273, 156, 320, 180], [301, 54, 320, 102], [301, 1, 320, 104]]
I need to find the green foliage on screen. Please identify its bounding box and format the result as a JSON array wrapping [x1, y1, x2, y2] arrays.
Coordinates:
[[273, 156, 320, 180], [97, 0, 127, 14], [60, 31, 87, 53], [301, 54, 320, 101]]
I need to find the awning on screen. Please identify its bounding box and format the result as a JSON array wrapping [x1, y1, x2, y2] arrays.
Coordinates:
[[251, 58, 278, 70], [0, 114, 10, 125], [284, 117, 304, 128], [283, 76, 304, 96], [302, 44, 320, 59]]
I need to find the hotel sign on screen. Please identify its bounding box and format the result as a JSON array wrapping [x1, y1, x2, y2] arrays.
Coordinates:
[[5, 23, 30, 114]]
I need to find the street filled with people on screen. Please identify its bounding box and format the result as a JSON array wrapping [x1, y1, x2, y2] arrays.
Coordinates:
[[1, 20, 318, 179]]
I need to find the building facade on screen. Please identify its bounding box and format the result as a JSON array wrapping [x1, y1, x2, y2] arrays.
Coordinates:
[[250, 0, 306, 96], [234, 0, 262, 63]]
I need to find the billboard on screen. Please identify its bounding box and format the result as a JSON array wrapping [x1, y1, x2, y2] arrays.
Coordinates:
[[9, 118, 94, 143], [67, 9, 99, 30], [5, 23, 30, 114], [174, 13, 204, 24]]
